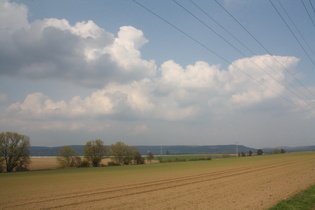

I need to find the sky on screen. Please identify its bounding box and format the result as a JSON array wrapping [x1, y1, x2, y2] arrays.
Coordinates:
[[0, 0, 315, 148]]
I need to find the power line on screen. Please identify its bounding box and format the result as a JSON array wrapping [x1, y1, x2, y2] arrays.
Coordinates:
[[189, 0, 253, 57], [215, 0, 315, 99], [174, 0, 313, 106], [301, 0, 315, 27], [278, 0, 315, 58], [132, 0, 312, 114], [310, 0, 315, 15], [132, 0, 229, 66], [270, 0, 315, 66], [191, 0, 313, 102]]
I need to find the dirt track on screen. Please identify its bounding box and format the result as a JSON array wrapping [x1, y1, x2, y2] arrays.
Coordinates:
[[2, 153, 315, 209]]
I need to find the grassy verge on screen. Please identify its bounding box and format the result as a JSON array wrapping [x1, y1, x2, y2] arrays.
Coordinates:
[[269, 185, 315, 210], [153, 154, 212, 162]]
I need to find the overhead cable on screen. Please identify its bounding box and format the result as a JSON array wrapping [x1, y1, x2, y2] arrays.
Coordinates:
[[310, 0, 315, 15], [133, 0, 312, 114], [278, 0, 315, 59], [215, 0, 315, 99], [174, 0, 313, 106], [269, 0, 315, 66], [301, 0, 315, 27]]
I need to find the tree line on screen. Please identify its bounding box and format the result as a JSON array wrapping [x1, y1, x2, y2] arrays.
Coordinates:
[[56, 140, 152, 168], [0, 132, 154, 171], [0, 131, 287, 172]]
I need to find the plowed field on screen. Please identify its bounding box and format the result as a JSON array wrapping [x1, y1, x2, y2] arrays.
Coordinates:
[[1, 152, 314, 209]]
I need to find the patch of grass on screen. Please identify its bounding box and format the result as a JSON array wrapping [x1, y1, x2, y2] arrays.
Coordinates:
[[269, 185, 315, 210], [154, 154, 212, 161]]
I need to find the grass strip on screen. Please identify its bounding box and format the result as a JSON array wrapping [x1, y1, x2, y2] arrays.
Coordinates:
[[269, 185, 315, 210]]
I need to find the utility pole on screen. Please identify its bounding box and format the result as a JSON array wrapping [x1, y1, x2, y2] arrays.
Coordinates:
[[160, 146, 163, 157], [235, 142, 239, 157]]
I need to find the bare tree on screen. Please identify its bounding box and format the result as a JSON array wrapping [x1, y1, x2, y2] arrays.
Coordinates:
[[0, 132, 31, 172]]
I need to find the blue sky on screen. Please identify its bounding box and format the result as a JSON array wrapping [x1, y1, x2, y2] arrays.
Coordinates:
[[0, 0, 315, 148]]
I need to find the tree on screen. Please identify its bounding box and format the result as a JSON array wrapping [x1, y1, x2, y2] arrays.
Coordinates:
[[273, 148, 280, 154], [280, 149, 286, 154], [109, 142, 137, 165], [147, 152, 154, 163], [83, 139, 107, 167], [0, 132, 31, 172], [0, 158, 4, 172], [257, 149, 263, 155], [248, 150, 253, 156], [57, 146, 81, 168], [133, 151, 145, 164], [241, 152, 246, 157]]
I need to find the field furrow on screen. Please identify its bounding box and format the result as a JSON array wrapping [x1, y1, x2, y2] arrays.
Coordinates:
[[1, 153, 315, 209]]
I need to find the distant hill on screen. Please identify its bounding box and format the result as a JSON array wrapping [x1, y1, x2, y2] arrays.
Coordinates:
[[30, 145, 84, 156], [261, 145, 315, 153], [136, 145, 256, 155], [29, 144, 315, 156]]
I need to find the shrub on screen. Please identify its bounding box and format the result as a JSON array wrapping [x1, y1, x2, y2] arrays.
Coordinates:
[[15, 165, 29, 172], [175, 158, 187, 162], [206, 155, 212, 160], [134, 151, 145, 164], [188, 157, 212, 161], [107, 161, 120, 166], [77, 159, 90, 168]]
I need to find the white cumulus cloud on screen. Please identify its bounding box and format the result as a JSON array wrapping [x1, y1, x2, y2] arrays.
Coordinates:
[[2, 54, 303, 131], [0, 0, 156, 87]]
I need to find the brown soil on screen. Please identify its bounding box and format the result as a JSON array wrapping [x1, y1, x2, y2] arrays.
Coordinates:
[[29, 157, 58, 170], [3, 153, 315, 209]]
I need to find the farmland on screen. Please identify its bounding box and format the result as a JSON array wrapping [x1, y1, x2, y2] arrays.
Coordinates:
[[1, 152, 315, 209]]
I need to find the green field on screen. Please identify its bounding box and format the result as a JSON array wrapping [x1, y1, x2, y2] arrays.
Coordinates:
[[269, 184, 315, 210], [154, 154, 212, 161]]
